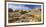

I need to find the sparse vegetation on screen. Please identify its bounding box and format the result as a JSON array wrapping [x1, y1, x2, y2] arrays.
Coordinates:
[[8, 8, 41, 23], [20, 10, 28, 14]]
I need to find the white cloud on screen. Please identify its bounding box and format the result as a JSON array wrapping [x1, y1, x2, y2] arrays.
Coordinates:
[[8, 4, 32, 11]]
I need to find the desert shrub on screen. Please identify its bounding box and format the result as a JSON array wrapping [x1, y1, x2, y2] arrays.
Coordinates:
[[20, 10, 28, 14], [15, 10, 19, 12]]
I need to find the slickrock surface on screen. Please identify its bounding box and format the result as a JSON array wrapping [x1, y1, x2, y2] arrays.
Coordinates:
[[8, 8, 41, 23]]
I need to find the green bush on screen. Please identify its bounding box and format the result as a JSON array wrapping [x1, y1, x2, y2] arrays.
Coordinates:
[[20, 11, 28, 14]]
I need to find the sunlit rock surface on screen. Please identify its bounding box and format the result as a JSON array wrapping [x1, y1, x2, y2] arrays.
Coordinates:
[[8, 8, 41, 23]]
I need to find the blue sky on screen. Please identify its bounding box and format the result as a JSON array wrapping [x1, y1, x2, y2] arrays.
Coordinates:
[[8, 4, 41, 10]]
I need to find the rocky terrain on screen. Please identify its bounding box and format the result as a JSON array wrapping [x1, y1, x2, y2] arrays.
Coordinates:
[[8, 8, 41, 23]]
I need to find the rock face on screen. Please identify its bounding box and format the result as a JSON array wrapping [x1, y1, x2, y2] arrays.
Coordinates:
[[8, 8, 41, 23], [8, 8, 13, 12]]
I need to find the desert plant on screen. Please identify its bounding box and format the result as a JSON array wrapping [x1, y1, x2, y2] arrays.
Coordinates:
[[20, 10, 28, 14]]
